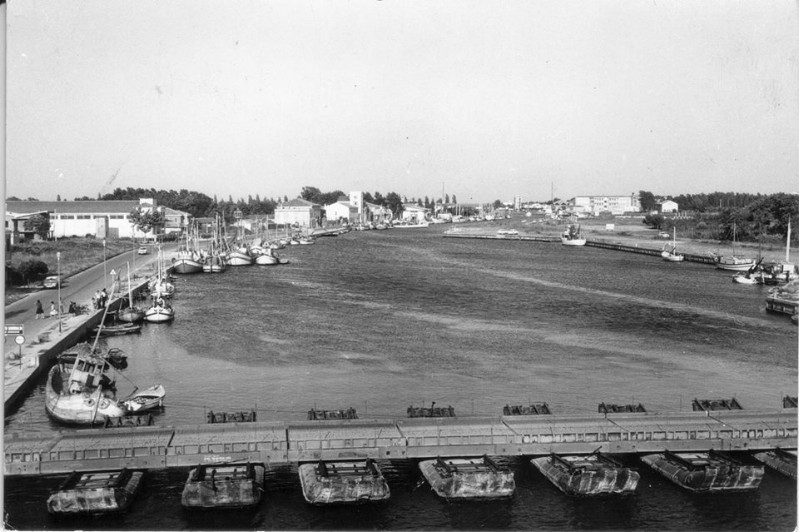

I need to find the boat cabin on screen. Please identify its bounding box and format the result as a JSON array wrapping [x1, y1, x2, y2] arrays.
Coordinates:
[[67, 356, 113, 394]]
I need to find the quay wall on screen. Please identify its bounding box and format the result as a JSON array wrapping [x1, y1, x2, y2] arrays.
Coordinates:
[[442, 233, 717, 265], [3, 276, 156, 414], [5, 410, 796, 476]]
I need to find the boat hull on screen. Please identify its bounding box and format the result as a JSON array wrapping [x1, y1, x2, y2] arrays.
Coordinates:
[[714, 257, 757, 271], [116, 308, 145, 323], [641, 452, 764, 492], [661, 251, 684, 262], [226, 252, 253, 266], [419, 457, 515, 500], [144, 307, 175, 323], [181, 464, 265, 509], [561, 237, 587, 246], [122, 384, 166, 413], [47, 469, 144, 515], [255, 254, 278, 265], [172, 258, 203, 274], [298, 461, 390, 505], [531, 456, 639, 496], [45, 366, 126, 425]]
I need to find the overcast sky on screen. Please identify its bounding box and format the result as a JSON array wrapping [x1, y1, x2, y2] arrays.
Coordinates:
[[6, 0, 799, 204]]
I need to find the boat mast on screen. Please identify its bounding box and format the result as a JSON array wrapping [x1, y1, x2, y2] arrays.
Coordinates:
[[786, 218, 792, 263]]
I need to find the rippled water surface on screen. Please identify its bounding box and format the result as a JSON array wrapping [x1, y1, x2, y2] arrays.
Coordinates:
[[5, 226, 797, 530]]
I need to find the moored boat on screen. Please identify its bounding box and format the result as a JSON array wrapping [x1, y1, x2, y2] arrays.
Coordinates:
[[531, 452, 639, 496], [753, 448, 797, 479], [144, 297, 175, 323], [419, 456, 515, 500], [661, 228, 684, 262], [45, 344, 126, 425], [121, 384, 166, 413], [181, 463, 266, 509], [91, 322, 142, 337], [172, 253, 203, 274], [298, 459, 390, 505], [561, 224, 586, 246], [641, 450, 764, 492], [226, 249, 253, 266], [713, 222, 755, 271], [46, 469, 144, 516]]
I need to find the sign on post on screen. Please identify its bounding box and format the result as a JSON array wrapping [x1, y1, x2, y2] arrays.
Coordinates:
[[4, 324, 24, 336]]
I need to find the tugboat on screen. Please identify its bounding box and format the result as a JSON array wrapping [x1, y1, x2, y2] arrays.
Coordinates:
[[531, 452, 639, 496], [418, 456, 515, 500], [641, 449, 764, 492], [47, 469, 144, 516], [298, 459, 390, 505], [181, 463, 266, 509]]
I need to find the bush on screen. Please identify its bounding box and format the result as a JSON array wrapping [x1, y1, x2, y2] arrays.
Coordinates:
[[15, 260, 49, 285]]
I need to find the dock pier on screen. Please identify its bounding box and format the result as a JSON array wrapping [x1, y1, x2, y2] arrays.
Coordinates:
[[5, 409, 796, 477]]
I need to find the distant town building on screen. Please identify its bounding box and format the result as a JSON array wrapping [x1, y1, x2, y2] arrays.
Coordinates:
[[572, 194, 640, 216], [325, 198, 359, 223], [400, 204, 429, 223], [5, 199, 190, 242], [274, 197, 322, 228], [658, 200, 679, 213]]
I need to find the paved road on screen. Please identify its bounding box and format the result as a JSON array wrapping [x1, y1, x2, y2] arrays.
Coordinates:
[[3, 243, 176, 401]]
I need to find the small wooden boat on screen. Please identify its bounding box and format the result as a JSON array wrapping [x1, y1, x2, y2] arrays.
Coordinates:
[[299, 459, 390, 505], [47, 468, 144, 516], [641, 450, 764, 492], [531, 452, 639, 496], [91, 322, 142, 337], [419, 456, 515, 500], [181, 463, 266, 509], [121, 384, 166, 413]]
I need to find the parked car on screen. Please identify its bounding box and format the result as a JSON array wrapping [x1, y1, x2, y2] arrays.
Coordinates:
[[43, 275, 61, 289], [658, 232, 670, 238], [137, 246, 149, 255]]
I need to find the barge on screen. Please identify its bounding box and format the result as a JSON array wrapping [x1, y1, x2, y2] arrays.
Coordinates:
[[298, 459, 390, 505], [46, 468, 143, 516], [419, 456, 515, 500], [181, 463, 266, 509], [531, 452, 639, 496], [641, 450, 764, 492], [753, 448, 797, 479]]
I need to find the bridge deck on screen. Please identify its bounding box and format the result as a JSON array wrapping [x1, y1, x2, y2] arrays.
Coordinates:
[[5, 410, 796, 476]]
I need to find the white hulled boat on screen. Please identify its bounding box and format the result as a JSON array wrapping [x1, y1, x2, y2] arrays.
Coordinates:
[[561, 223, 587, 246], [661, 228, 684, 262], [713, 222, 756, 271], [144, 296, 175, 323], [44, 343, 126, 426]]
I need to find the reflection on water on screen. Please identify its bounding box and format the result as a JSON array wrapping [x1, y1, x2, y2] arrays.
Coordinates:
[[4, 227, 797, 529]]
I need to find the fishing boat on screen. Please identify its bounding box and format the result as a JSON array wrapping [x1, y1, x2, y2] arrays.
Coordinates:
[[254, 247, 279, 265], [661, 228, 684, 262], [144, 296, 175, 323], [531, 452, 639, 496], [117, 264, 145, 323], [46, 469, 144, 516], [713, 222, 756, 271], [121, 384, 166, 413], [760, 219, 798, 284], [561, 224, 586, 246], [641, 450, 764, 492], [299, 459, 390, 505], [418, 456, 515, 500], [181, 463, 266, 509], [91, 322, 142, 337], [45, 343, 126, 425], [225, 247, 253, 266], [172, 225, 204, 274], [202, 252, 227, 273]]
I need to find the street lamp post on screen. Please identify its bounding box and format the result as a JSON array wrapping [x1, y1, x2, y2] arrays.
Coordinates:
[[56, 252, 62, 333], [103, 238, 107, 288]]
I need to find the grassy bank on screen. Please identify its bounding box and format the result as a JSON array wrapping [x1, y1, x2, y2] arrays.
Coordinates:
[[5, 238, 141, 305]]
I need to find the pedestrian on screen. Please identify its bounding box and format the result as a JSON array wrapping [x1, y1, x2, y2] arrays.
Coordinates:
[[101, 287, 108, 307], [35, 300, 44, 319], [49, 301, 57, 318], [94, 290, 101, 309]]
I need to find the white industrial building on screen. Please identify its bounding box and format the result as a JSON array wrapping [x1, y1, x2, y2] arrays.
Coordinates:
[[572, 194, 640, 216]]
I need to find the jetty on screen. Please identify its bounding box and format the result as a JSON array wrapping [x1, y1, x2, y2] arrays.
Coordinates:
[[5, 408, 796, 477]]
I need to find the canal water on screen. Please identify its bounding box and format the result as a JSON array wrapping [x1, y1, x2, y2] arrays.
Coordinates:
[[4, 225, 798, 530]]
